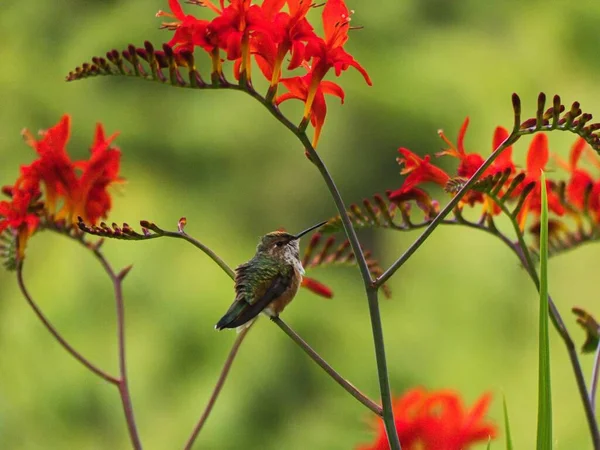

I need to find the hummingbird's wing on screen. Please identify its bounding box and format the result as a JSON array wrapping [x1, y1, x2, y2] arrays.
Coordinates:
[[215, 261, 293, 329]]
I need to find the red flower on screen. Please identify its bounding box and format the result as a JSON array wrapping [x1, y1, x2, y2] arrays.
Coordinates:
[[72, 123, 123, 224], [276, 72, 344, 147], [156, 0, 214, 54], [388, 148, 450, 198], [19, 115, 78, 215], [18, 115, 123, 225], [252, 0, 316, 86], [357, 388, 497, 450], [301, 276, 333, 298], [437, 117, 515, 209], [554, 137, 596, 211], [302, 0, 371, 117], [554, 137, 600, 224], [0, 187, 42, 260], [515, 133, 565, 229]]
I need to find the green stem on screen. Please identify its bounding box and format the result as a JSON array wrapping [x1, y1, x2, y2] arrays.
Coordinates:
[[375, 134, 519, 287]]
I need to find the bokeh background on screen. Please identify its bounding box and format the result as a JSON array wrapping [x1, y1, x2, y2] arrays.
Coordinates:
[[1, 0, 600, 448]]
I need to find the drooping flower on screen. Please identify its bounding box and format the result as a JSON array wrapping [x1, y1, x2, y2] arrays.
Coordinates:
[[301, 276, 333, 298], [276, 71, 344, 147], [357, 388, 497, 450], [514, 133, 565, 229]]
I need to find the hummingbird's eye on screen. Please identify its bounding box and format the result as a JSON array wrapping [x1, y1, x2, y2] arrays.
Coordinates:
[[275, 241, 286, 247]]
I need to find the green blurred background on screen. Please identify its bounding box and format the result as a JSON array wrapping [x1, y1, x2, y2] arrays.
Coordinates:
[[1, 0, 600, 448]]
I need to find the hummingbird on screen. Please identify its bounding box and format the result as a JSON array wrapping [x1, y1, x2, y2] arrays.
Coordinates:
[[215, 220, 327, 330]]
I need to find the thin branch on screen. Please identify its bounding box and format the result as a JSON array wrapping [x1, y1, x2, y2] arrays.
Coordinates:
[[375, 134, 519, 287], [15, 262, 119, 385], [590, 338, 600, 414], [272, 317, 383, 416], [90, 248, 143, 450], [158, 230, 234, 279], [130, 229, 385, 429], [184, 323, 253, 450]]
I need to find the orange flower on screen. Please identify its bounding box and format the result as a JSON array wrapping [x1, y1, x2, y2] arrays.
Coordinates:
[[514, 133, 564, 229], [276, 71, 344, 147], [388, 148, 450, 199], [357, 388, 497, 450]]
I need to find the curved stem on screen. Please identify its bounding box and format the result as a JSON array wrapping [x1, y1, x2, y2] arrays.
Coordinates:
[[15, 262, 119, 385], [272, 316, 382, 416], [184, 324, 253, 450], [91, 249, 143, 450], [160, 230, 234, 279], [240, 86, 401, 449], [375, 135, 519, 287]]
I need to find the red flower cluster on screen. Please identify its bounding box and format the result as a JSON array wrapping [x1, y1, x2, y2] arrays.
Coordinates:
[[0, 115, 122, 260], [357, 388, 496, 450], [388, 117, 600, 231], [157, 0, 371, 147]]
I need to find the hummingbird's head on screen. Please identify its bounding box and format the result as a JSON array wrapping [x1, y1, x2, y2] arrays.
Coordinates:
[[258, 231, 300, 259], [256, 221, 327, 260]]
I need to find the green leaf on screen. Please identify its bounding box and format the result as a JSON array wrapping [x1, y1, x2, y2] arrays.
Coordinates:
[[503, 396, 514, 450], [536, 171, 553, 450]]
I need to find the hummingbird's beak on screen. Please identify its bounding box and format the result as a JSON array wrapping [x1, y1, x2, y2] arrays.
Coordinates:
[[292, 220, 328, 240]]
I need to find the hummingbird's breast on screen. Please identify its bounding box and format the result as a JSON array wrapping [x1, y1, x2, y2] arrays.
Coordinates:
[[265, 266, 302, 316]]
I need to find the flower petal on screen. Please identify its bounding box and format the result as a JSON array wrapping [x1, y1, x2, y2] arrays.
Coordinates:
[[526, 133, 549, 176]]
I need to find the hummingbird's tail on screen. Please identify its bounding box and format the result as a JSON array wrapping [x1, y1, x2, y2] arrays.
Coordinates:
[[215, 300, 248, 330]]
